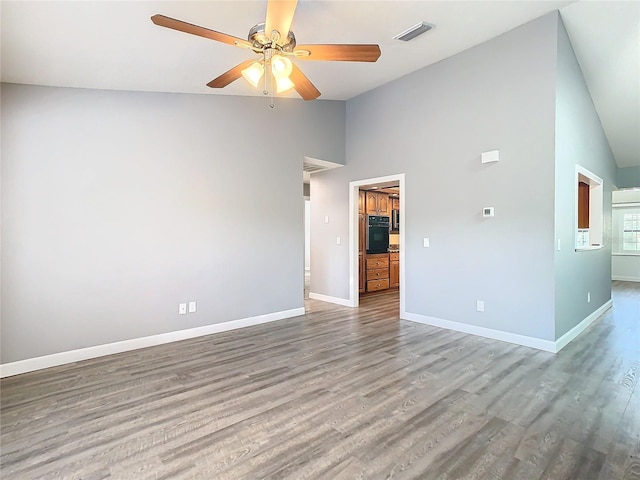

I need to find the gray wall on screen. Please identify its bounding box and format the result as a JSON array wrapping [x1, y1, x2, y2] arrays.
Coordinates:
[[311, 13, 559, 340], [553, 18, 617, 339], [1, 84, 345, 363], [616, 166, 640, 189]]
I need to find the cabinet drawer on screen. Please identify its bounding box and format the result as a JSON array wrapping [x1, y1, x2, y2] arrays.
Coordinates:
[[367, 278, 390, 292], [366, 268, 389, 281], [389, 252, 399, 261], [366, 257, 389, 269]]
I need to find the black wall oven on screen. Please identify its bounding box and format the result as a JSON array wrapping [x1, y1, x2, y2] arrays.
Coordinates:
[[367, 215, 390, 254]]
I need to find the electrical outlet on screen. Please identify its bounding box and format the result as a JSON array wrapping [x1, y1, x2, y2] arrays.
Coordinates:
[[336, 236, 341, 245], [423, 238, 430, 248], [188, 301, 197, 313], [178, 303, 187, 315], [476, 300, 485, 312], [587, 292, 591, 303]]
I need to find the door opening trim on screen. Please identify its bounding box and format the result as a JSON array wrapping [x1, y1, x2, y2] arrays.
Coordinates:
[[349, 174, 405, 310]]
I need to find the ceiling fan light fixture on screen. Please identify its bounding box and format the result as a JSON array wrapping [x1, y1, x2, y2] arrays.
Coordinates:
[[271, 55, 293, 78], [275, 76, 295, 93], [241, 61, 264, 88]]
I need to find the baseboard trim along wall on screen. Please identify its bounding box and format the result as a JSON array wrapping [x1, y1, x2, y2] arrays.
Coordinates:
[[0, 307, 305, 378], [612, 275, 640, 282], [401, 311, 557, 352], [309, 292, 356, 307], [554, 299, 613, 352], [401, 299, 612, 354]]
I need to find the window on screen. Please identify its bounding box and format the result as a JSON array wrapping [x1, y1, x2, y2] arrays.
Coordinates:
[[613, 205, 640, 254], [575, 165, 603, 250], [623, 213, 640, 251]]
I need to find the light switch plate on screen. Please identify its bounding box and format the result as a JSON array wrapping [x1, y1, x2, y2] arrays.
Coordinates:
[[188, 301, 197, 313], [423, 238, 430, 248]]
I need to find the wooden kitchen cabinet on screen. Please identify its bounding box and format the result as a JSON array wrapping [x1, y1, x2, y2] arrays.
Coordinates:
[[392, 197, 400, 211], [358, 213, 366, 294], [377, 194, 389, 216], [358, 190, 365, 214], [366, 254, 389, 270], [578, 181, 590, 228], [359, 214, 366, 254], [359, 253, 365, 293], [390, 252, 399, 288], [365, 191, 378, 215], [365, 191, 390, 216], [365, 253, 389, 293], [367, 278, 390, 292]]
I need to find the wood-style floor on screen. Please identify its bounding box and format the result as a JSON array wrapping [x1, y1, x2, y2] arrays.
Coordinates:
[[1, 282, 639, 479]]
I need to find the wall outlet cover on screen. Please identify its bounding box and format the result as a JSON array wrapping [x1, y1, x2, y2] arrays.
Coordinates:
[[188, 301, 197, 313]]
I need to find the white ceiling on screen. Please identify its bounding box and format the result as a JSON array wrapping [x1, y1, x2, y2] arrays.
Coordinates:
[[2, 0, 638, 168]]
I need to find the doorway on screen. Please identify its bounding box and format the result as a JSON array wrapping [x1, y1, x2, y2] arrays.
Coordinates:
[[349, 174, 405, 312], [304, 197, 311, 297]]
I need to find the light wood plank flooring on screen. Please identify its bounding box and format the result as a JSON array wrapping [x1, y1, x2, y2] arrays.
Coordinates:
[[1, 282, 639, 479]]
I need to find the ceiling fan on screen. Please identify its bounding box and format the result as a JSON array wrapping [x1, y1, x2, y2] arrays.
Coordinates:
[[151, 0, 381, 101]]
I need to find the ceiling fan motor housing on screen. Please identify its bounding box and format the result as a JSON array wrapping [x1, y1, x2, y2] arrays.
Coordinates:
[[248, 23, 296, 52]]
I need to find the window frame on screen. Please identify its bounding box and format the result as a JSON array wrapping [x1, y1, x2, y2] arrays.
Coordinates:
[[612, 203, 640, 255]]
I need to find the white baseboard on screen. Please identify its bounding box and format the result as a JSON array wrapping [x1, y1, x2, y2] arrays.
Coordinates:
[[309, 292, 355, 307], [554, 299, 612, 352], [0, 307, 305, 378], [612, 275, 640, 282], [401, 311, 557, 352], [401, 299, 612, 354]]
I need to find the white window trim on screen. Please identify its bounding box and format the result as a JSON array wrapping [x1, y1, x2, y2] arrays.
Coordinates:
[[612, 203, 640, 256]]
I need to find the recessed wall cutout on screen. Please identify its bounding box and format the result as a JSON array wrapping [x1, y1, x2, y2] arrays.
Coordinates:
[[575, 165, 603, 250]]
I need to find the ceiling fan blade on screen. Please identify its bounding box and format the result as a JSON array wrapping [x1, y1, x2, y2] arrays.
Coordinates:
[[294, 44, 381, 62], [207, 60, 256, 89], [290, 63, 320, 101], [151, 14, 252, 49], [265, 0, 298, 40]]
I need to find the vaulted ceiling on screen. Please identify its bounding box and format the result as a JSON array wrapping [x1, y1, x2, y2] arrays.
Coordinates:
[[2, 1, 638, 167]]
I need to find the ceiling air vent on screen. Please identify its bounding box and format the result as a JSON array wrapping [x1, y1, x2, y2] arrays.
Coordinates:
[[393, 22, 434, 42]]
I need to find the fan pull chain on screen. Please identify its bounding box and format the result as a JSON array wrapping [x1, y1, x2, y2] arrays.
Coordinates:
[[270, 83, 275, 109], [263, 66, 268, 97]]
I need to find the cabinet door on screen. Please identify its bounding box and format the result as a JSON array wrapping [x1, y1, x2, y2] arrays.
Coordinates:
[[359, 253, 365, 293], [578, 182, 590, 228], [377, 193, 390, 216], [365, 191, 378, 215], [392, 197, 400, 211], [358, 214, 366, 253], [390, 261, 400, 287], [367, 278, 390, 292], [358, 190, 365, 214]]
